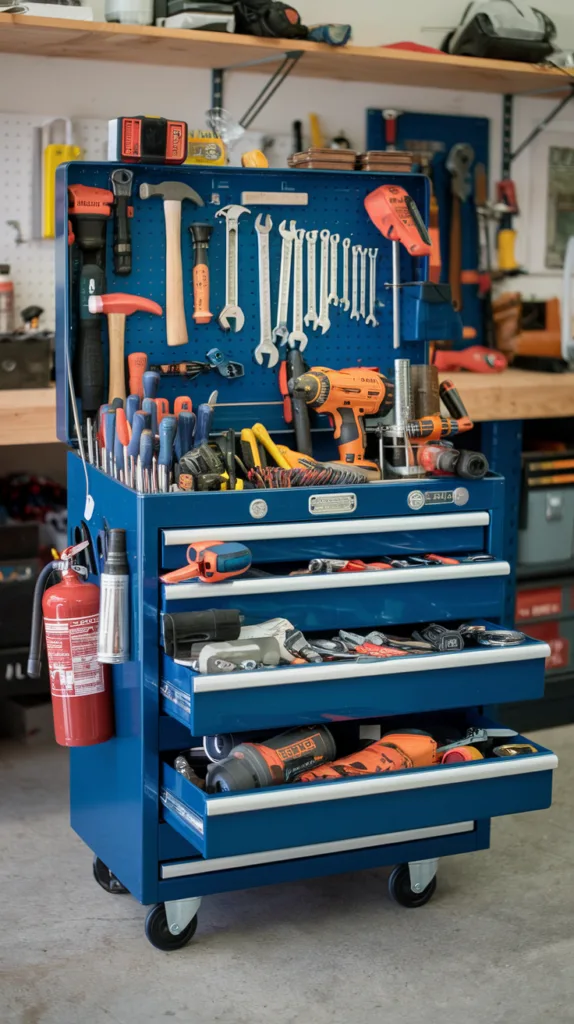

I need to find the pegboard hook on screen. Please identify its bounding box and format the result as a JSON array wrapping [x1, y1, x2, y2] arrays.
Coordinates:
[[6, 220, 25, 245]]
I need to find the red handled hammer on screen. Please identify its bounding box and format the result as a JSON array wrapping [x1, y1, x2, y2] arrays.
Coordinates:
[[88, 292, 162, 403]]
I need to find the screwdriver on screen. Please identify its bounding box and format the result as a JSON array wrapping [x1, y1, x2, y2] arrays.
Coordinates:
[[175, 410, 195, 464], [174, 396, 193, 416], [195, 390, 218, 447], [126, 394, 140, 428], [104, 408, 116, 477], [142, 397, 158, 437], [143, 370, 160, 400], [155, 397, 169, 425], [364, 184, 431, 349], [158, 415, 177, 492], [115, 407, 130, 484], [139, 428, 154, 493], [127, 411, 149, 489]]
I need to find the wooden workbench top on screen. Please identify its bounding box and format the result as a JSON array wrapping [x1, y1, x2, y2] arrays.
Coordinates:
[[0, 387, 57, 446], [439, 369, 574, 423]]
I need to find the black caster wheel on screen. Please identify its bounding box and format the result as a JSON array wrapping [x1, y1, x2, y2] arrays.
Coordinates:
[[145, 903, 198, 951], [93, 856, 129, 896], [388, 863, 437, 908]]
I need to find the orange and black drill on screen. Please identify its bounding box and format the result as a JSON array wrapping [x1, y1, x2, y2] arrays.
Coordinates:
[[407, 378, 473, 443], [291, 366, 394, 473]]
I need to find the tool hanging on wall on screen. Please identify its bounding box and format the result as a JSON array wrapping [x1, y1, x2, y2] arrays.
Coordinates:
[[189, 223, 213, 324], [216, 204, 250, 333], [110, 168, 134, 276], [446, 143, 475, 312], [41, 119, 83, 240], [88, 293, 163, 404]]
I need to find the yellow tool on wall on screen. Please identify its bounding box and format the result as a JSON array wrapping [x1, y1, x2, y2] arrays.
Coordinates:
[[42, 119, 83, 239]]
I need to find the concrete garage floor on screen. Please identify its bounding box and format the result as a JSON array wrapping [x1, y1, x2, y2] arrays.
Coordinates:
[[1, 726, 573, 1024]]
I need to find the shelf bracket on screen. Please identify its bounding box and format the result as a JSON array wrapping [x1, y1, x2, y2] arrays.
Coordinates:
[[503, 85, 574, 173], [211, 50, 303, 130]]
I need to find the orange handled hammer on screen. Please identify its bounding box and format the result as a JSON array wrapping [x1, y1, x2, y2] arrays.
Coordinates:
[[88, 293, 162, 404]]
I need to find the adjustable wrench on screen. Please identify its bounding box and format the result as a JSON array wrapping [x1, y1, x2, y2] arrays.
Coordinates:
[[216, 204, 250, 332], [272, 219, 296, 346], [359, 246, 368, 319], [366, 247, 378, 327], [341, 237, 351, 311], [253, 213, 279, 368], [316, 229, 331, 334], [288, 228, 308, 350], [350, 244, 360, 320], [328, 232, 340, 305], [304, 230, 318, 328]]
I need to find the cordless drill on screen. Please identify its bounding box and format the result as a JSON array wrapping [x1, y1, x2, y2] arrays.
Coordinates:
[[291, 366, 394, 472]]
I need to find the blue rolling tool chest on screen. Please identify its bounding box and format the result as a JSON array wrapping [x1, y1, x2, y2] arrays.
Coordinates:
[[56, 161, 556, 951]]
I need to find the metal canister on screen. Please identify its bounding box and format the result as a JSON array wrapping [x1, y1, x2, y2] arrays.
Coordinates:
[[411, 364, 440, 417], [97, 529, 130, 664]]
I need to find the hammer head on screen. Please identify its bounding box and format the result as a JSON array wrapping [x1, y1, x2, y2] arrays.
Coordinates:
[[88, 293, 163, 317], [139, 181, 204, 207]]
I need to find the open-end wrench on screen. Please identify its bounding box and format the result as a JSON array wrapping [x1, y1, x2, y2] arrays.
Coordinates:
[[359, 246, 368, 319], [350, 244, 360, 321], [366, 247, 378, 327], [328, 232, 340, 305], [288, 228, 308, 350], [304, 230, 318, 328], [253, 213, 279, 368], [216, 204, 250, 332], [341, 237, 351, 311], [272, 220, 296, 346], [316, 229, 331, 334]]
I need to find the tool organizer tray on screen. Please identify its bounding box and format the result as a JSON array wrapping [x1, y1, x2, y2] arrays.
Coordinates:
[[57, 161, 557, 950]]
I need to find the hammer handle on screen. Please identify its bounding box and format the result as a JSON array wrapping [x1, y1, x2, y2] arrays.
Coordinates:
[[164, 199, 188, 347], [449, 194, 462, 312], [107, 312, 127, 404]]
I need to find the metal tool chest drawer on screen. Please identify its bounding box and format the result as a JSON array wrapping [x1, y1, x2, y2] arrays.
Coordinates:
[[160, 716, 556, 861], [160, 625, 550, 734]]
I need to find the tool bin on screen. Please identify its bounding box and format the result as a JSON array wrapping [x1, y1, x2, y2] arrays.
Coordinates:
[[56, 161, 557, 951]]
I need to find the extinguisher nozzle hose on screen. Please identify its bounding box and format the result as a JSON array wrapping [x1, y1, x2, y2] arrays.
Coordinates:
[[27, 561, 58, 678]]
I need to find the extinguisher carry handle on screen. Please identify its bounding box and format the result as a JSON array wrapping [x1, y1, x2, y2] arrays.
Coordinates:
[[27, 561, 59, 678]]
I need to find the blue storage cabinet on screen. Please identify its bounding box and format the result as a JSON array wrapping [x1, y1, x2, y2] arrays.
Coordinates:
[[58, 162, 556, 950]]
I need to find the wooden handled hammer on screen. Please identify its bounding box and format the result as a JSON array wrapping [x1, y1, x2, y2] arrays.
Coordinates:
[[139, 180, 204, 347], [88, 292, 162, 403]]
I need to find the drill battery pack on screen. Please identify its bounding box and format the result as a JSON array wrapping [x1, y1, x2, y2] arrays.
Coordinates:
[[108, 117, 188, 165]]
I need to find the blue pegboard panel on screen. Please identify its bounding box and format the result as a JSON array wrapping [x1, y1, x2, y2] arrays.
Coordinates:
[[56, 163, 429, 443], [367, 110, 489, 349]]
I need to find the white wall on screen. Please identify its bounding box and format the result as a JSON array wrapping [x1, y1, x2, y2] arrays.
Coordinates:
[[1, 0, 574, 319]]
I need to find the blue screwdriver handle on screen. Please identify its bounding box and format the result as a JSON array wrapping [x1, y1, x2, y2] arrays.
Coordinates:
[[126, 394, 140, 427], [114, 427, 125, 475], [175, 411, 195, 462], [194, 402, 213, 447], [159, 415, 177, 469], [140, 429, 154, 471], [142, 397, 158, 437], [127, 411, 147, 459], [104, 409, 116, 473], [143, 371, 160, 400]]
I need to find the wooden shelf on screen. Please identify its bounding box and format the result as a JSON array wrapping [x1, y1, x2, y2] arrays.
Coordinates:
[[439, 369, 574, 422], [0, 16, 572, 96], [0, 388, 57, 447]]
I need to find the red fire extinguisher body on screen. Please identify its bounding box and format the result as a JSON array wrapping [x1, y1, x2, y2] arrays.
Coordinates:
[[43, 568, 114, 747]]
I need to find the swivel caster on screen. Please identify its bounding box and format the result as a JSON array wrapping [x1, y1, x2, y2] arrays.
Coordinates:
[[92, 856, 129, 895], [388, 860, 437, 908], [145, 897, 201, 951]]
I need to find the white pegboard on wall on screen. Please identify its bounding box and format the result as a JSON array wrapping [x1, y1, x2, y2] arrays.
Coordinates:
[[0, 115, 108, 329]]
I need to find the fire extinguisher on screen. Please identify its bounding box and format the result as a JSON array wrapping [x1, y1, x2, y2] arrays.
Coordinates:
[[28, 540, 114, 747]]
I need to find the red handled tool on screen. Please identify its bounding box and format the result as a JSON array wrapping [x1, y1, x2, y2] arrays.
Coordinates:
[[88, 294, 162, 403], [161, 541, 251, 585]]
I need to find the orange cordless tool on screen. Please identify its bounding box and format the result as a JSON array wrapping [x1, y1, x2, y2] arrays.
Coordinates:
[[298, 732, 437, 782], [291, 366, 394, 471], [160, 540, 251, 585], [189, 224, 213, 324], [365, 184, 431, 349], [407, 378, 473, 443]]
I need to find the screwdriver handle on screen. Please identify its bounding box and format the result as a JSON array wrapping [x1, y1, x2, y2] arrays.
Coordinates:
[[155, 397, 169, 425], [127, 352, 147, 400], [159, 415, 177, 469], [174, 396, 193, 416], [104, 409, 116, 474], [189, 223, 213, 325], [142, 397, 158, 437], [440, 379, 470, 420], [194, 402, 214, 447], [143, 370, 160, 399], [114, 424, 125, 476], [127, 410, 147, 459], [126, 393, 140, 427], [139, 429, 153, 471], [175, 410, 195, 462]]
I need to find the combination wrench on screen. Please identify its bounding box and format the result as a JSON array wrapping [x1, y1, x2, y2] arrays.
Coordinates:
[[359, 246, 368, 319], [253, 214, 279, 367], [304, 230, 318, 328], [288, 228, 308, 350], [216, 204, 250, 332], [328, 233, 340, 305], [366, 248, 378, 327], [272, 220, 296, 346], [350, 244, 361, 321], [341, 237, 351, 311], [316, 229, 331, 333]]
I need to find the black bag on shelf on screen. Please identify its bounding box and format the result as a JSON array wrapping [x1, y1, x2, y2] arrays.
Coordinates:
[[233, 0, 307, 38]]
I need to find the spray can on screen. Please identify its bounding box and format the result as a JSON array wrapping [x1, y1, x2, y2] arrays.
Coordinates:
[[0, 264, 14, 334], [97, 529, 130, 664], [205, 725, 336, 793]]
